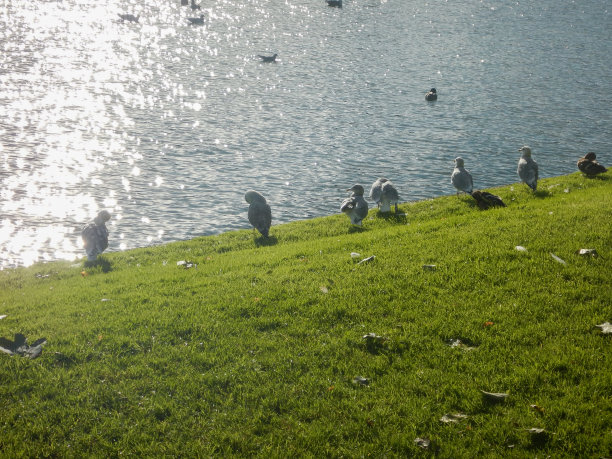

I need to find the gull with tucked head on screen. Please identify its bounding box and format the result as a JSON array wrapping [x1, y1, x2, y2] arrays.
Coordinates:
[[245, 190, 272, 238], [577, 152, 607, 177], [369, 178, 400, 213], [517, 146, 539, 191], [341, 185, 369, 226]]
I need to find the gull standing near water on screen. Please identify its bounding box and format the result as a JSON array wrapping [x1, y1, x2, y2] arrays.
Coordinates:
[[577, 152, 607, 177], [82, 211, 111, 262], [341, 185, 369, 226], [369, 178, 400, 213], [245, 191, 272, 238], [451, 157, 473, 195], [517, 146, 538, 191]]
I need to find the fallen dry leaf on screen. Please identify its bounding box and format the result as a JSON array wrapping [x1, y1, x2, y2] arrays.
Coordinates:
[[481, 390, 509, 403], [595, 322, 612, 334], [414, 437, 431, 449], [80, 271, 88, 277], [440, 413, 468, 423], [483, 321, 494, 328], [530, 404, 545, 413], [319, 286, 329, 294]]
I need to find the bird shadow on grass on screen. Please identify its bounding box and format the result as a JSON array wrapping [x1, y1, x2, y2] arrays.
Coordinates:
[[373, 211, 408, 223], [84, 257, 112, 273], [254, 235, 278, 247], [533, 189, 552, 199], [348, 225, 367, 234]]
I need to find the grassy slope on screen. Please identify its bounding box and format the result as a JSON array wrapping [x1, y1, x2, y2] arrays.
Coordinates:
[[0, 173, 611, 457]]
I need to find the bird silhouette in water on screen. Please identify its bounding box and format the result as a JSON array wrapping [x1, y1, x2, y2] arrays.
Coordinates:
[[517, 146, 539, 191], [82, 210, 111, 262], [245, 190, 272, 238], [187, 14, 205, 25], [451, 157, 473, 195], [118, 13, 139, 23], [425, 88, 437, 101], [577, 152, 607, 177], [326, 0, 343, 7], [258, 53, 277, 63], [341, 185, 369, 226], [470, 190, 506, 210], [369, 178, 400, 213]]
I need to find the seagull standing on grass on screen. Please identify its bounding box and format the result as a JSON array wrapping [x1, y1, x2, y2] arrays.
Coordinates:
[[451, 157, 473, 195], [517, 146, 538, 191], [82, 210, 111, 262], [369, 178, 400, 213], [577, 152, 607, 177], [245, 191, 272, 238], [341, 185, 369, 226]]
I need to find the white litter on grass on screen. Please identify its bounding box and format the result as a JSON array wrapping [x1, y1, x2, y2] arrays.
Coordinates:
[[515, 246, 527, 252], [350, 252, 361, 258], [0, 315, 6, 320], [550, 253, 567, 265], [595, 322, 612, 334]]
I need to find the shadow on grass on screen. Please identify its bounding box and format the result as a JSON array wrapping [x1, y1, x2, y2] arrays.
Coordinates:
[[254, 235, 278, 247], [84, 257, 112, 273], [533, 189, 552, 198], [373, 211, 409, 223], [348, 225, 367, 234]]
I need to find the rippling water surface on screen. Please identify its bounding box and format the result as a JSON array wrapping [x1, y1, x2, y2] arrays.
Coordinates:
[[1, 0, 610, 268]]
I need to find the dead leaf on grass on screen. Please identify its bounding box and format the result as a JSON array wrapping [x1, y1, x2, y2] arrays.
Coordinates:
[[530, 404, 545, 413], [594, 322, 612, 334], [319, 286, 329, 294], [481, 390, 509, 403], [440, 413, 468, 423], [352, 376, 370, 386], [414, 437, 431, 449]]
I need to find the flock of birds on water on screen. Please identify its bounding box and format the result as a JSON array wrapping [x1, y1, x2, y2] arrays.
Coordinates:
[[82, 147, 608, 262], [85, 2, 611, 262]]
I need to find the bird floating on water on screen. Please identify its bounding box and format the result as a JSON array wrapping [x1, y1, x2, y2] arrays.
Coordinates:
[[451, 157, 473, 195], [187, 14, 205, 25], [245, 190, 272, 238], [326, 0, 342, 7], [577, 152, 607, 177], [190, 0, 201, 10], [470, 190, 506, 210], [425, 88, 437, 101], [517, 146, 538, 191], [369, 178, 400, 213], [258, 53, 278, 63], [341, 185, 369, 226], [118, 13, 139, 23], [82, 210, 111, 262]]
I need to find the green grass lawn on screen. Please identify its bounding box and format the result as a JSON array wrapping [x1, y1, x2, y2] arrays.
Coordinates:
[[1, 172, 611, 457]]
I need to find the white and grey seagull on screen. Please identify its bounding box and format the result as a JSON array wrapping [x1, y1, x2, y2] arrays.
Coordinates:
[[82, 210, 111, 262], [341, 185, 369, 226], [369, 178, 400, 213], [245, 190, 272, 238], [517, 146, 538, 191], [451, 157, 473, 195]]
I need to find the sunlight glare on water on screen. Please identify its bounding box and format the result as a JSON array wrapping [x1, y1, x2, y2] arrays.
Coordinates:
[[0, 0, 610, 268]]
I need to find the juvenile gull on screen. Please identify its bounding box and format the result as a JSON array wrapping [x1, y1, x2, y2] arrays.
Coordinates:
[[82, 210, 111, 262], [425, 88, 437, 101], [341, 185, 369, 226], [470, 190, 506, 210], [245, 190, 272, 238], [451, 157, 473, 195], [187, 14, 205, 25], [369, 178, 399, 213], [517, 146, 538, 191], [577, 152, 607, 177], [258, 53, 277, 63]]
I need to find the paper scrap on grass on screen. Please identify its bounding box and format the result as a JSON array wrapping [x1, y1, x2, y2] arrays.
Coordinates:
[[576, 248, 599, 258], [481, 390, 509, 403], [515, 245, 527, 252], [550, 253, 567, 265], [350, 252, 361, 259], [0, 315, 6, 320]]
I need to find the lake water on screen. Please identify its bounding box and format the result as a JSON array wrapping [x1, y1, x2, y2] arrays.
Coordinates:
[[1, 0, 611, 269]]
